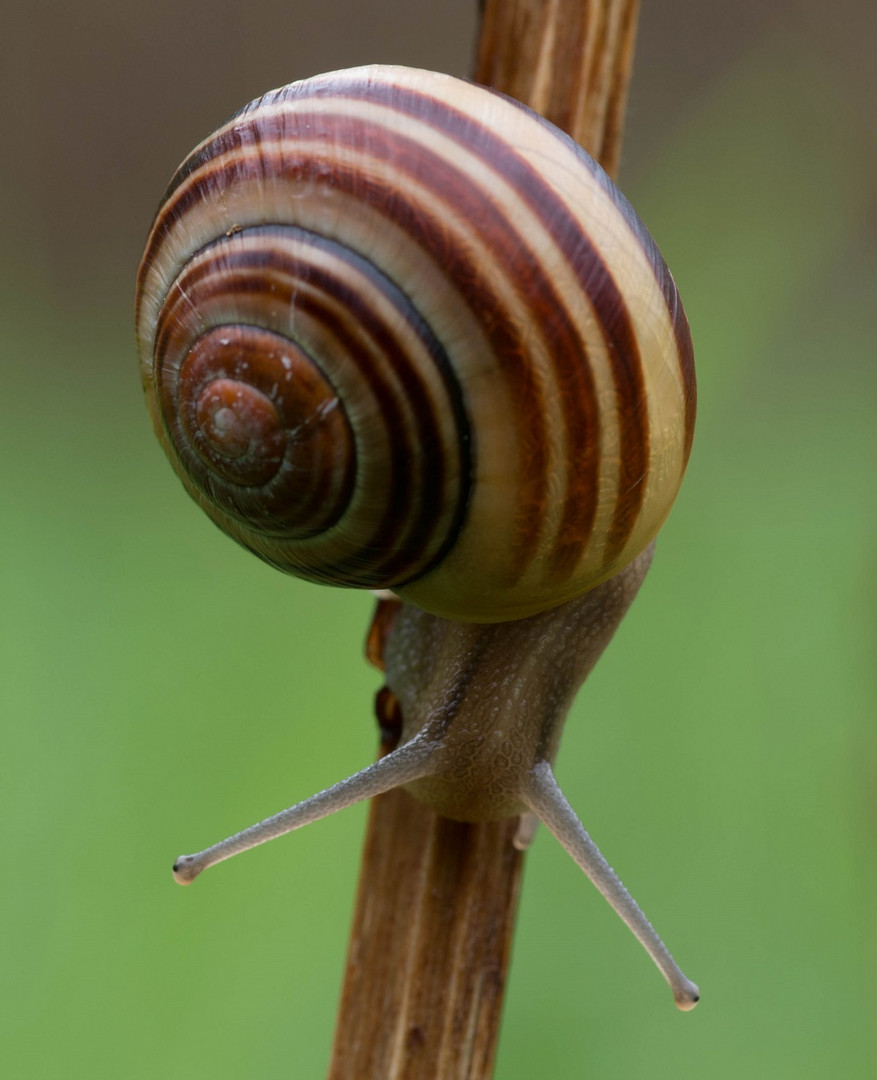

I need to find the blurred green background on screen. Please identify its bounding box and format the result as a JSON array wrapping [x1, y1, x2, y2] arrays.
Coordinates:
[[2, 1, 875, 1076]]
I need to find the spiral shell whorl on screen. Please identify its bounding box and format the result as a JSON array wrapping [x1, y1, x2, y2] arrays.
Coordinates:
[[136, 65, 695, 620]]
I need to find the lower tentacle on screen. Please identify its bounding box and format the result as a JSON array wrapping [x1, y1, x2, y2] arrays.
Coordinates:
[[522, 760, 699, 1010], [172, 735, 437, 884]]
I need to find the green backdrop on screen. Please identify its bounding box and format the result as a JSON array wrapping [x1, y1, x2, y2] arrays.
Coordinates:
[[2, 4, 874, 1077]]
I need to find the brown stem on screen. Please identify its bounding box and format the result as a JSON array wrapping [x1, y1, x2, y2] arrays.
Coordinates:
[[474, 0, 640, 176], [327, 3, 642, 1077], [328, 790, 522, 1079]]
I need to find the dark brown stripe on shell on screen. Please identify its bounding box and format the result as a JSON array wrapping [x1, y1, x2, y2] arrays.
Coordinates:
[[284, 75, 650, 576], [663, 275, 696, 466], [154, 292, 357, 541], [563, 132, 696, 468], [153, 227, 471, 588], [147, 107, 602, 584]]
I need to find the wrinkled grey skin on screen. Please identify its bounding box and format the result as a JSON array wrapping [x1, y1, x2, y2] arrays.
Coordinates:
[[385, 543, 655, 821]]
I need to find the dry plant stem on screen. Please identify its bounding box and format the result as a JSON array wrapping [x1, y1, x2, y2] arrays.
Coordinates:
[[328, 2, 642, 1077], [329, 797, 522, 1079], [474, 0, 640, 176]]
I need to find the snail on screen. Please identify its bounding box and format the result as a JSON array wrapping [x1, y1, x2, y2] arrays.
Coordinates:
[[136, 65, 698, 1009]]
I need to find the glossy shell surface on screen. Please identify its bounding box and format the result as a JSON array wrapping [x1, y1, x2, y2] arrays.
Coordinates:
[[136, 65, 695, 621]]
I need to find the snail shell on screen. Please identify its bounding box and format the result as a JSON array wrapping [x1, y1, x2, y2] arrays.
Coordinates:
[[136, 65, 695, 622]]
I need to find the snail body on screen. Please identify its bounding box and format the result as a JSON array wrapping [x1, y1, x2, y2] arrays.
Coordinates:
[[139, 66, 698, 1008], [386, 545, 656, 823]]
